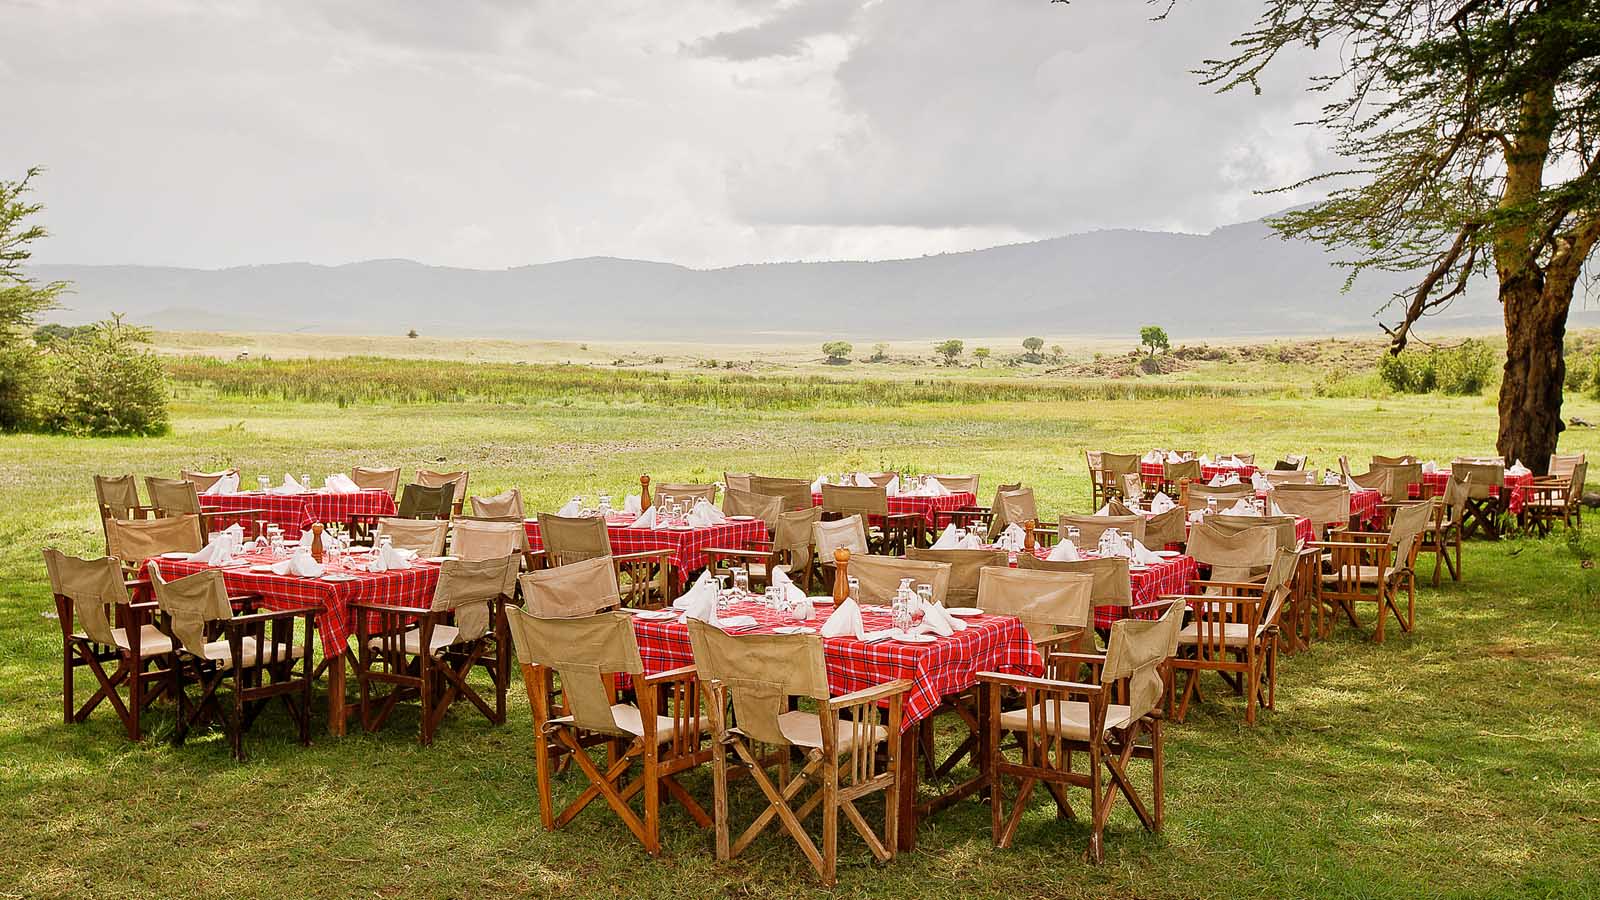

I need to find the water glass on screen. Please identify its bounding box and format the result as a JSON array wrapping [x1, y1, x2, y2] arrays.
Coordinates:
[[301, 473, 312, 490], [916, 583, 933, 612], [847, 576, 860, 604], [257, 475, 270, 493], [1206, 498, 1218, 516], [598, 493, 611, 515], [732, 567, 749, 597], [1067, 525, 1081, 547]]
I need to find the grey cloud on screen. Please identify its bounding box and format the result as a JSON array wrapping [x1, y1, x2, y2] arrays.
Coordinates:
[[688, 0, 863, 60]]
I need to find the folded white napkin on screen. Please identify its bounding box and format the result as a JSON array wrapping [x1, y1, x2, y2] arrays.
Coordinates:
[[885, 475, 900, 496], [771, 567, 809, 608], [677, 579, 723, 625], [1323, 471, 1341, 485], [220, 522, 243, 543], [819, 597, 866, 639], [716, 615, 759, 632], [557, 499, 581, 517], [918, 602, 959, 637], [1226, 499, 1257, 515], [1101, 530, 1133, 558], [930, 524, 959, 550], [1131, 540, 1163, 565], [1346, 476, 1362, 491], [849, 473, 872, 488], [1421, 460, 1438, 474], [1251, 472, 1271, 492], [996, 523, 1027, 551], [1508, 460, 1530, 476], [1094, 503, 1113, 516], [324, 473, 360, 494], [811, 476, 827, 492], [623, 494, 642, 514], [187, 537, 236, 565], [628, 507, 658, 529], [1199, 454, 1212, 466], [673, 570, 717, 610], [202, 473, 240, 496], [1166, 450, 1184, 464], [271, 551, 324, 577], [1142, 450, 1162, 463], [365, 545, 415, 573], [1148, 492, 1176, 514], [687, 499, 726, 527], [1047, 541, 1080, 561], [960, 533, 984, 550], [269, 474, 307, 496]]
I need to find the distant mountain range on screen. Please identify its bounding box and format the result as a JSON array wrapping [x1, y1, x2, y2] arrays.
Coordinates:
[[29, 213, 1519, 340]]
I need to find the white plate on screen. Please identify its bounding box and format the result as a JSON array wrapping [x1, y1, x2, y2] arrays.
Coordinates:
[[946, 607, 984, 617], [160, 552, 191, 560], [249, 564, 275, 573], [423, 556, 457, 563], [773, 625, 816, 635], [321, 573, 359, 583], [727, 515, 757, 522], [666, 525, 693, 531], [891, 632, 937, 644], [1155, 550, 1181, 558], [630, 609, 678, 621]]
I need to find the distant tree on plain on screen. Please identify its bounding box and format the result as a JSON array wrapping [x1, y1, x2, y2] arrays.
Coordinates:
[[936, 339, 964, 365], [870, 342, 889, 362], [974, 347, 991, 367], [1021, 336, 1045, 362], [1140, 326, 1170, 358], [822, 341, 853, 364], [407, 329, 419, 339]]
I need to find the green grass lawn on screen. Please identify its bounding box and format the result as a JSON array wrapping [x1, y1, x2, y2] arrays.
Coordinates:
[[2, 389, 1598, 898]]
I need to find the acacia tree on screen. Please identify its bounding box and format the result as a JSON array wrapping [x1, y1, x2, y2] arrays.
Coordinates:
[[1190, 1, 1600, 471]]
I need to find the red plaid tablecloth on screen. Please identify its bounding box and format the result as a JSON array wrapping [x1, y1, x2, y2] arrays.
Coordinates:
[[810, 491, 976, 529], [523, 517, 769, 584], [200, 490, 396, 540], [630, 600, 1042, 730], [1140, 461, 1257, 486], [148, 550, 440, 659], [1413, 471, 1533, 515], [1014, 548, 1198, 629]]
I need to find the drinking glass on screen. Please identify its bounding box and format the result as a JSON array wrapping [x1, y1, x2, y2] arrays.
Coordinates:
[[598, 493, 611, 515], [1206, 497, 1218, 516], [301, 473, 312, 490], [847, 576, 860, 604], [257, 475, 270, 493], [916, 583, 933, 613], [732, 567, 749, 598], [1067, 525, 1081, 547]]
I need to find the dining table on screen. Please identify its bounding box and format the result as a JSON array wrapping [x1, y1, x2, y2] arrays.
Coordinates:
[[522, 513, 768, 586], [809, 489, 976, 531], [199, 489, 397, 540], [148, 546, 442, 736]]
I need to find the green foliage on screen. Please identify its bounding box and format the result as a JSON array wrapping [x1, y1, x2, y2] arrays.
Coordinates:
[[0, 168, 69, 345], [935, 339, 964, 364], [821, 340, 852, 363], [1140, 325, 1170, 357], [1376, 339, 1498, 396], [0, 343, 40, 431], [28, 316, 170, 436], [32, 322, 94, 343], [974, 346, 992, 367], [1021, 336, 1045, 362], [869, 342, 889, 362]]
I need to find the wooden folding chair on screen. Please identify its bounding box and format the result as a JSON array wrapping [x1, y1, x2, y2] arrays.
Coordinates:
[[354, 555, 516, 744], [416, 469, 469, 518], [1312, 501, 1430, 643], [979, 600, 1183, 862], [147, 563, 313, 760], [749, 475, 816, 512], [1548, 454, 1588, 527], [104, 515, 204, 576], [350, 465, 402, 496], [991, 488, 1040, 542], [1093, 453, 1141, 507], [1451, 461, 1506, 540], [688, 621, 909, 887], [144, 476, 264, 533], [820, 484, 920, 554], [538, 513, 673, 608], [374, 517, 449, 556], [933, 482, 1021, 535], [47, 549, 176, 741], [1164, 548, 1296, 724], [510, 609, 710, 857], [468, 488, 524, 519], [1160, 459, 1201, 497]]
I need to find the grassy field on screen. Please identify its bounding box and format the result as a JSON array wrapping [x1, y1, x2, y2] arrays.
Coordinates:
[[2, 373, 1599, 898]]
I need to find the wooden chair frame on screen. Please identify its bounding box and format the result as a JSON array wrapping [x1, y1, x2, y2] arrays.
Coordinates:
[[1311, 527, 1421, 643], [56, 575, 174, 741]]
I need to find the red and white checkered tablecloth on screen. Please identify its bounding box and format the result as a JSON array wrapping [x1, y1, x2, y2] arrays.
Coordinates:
[[523, 517, 769, 584], [1014, 548, 1198, 629], [629, 599, 1042, 730], [148, 550, 440, 659], [810, 491, 976, 529], [200, 490, 397, 540], [1139, 462, 1257, 485], [1413, 470, 1534, 515]]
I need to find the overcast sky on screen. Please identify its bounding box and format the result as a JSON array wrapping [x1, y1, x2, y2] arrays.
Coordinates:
[[3, 0, 1334, 270]]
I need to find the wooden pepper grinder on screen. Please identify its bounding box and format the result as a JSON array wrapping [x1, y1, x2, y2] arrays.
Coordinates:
[[1023, 518, 1037, 551], [640, 474, 652, 512], [1178, 476, 1191, 508], [309, 522, 325, 563], [832, 548, 851, 603]]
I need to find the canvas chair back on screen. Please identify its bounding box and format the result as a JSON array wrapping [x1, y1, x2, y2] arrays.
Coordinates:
[[537, 513, 612, 567], [721, 487, 783, 529], [1207, 513, 1300, 550], [1272, 457, 1306, 471], [44, 549, 131, 646], [416, 469, 469, 498], [929, 474, 979, 494], [724, 472, 753, 494], [1270, 483, 1350, 530], [1373, 462, 1422, 501], [432, 555, 515, 643], [1219, 453, 1255, 465], [1163, 459, 1201, 484], [1015, 553, 1133, 608], [686, 621, 829, 747], [821, 483, 888, 518], [749, 476, 815, 512], [145, 477, 202, 516], [1451, 461, 1504, 500], [1184, 482, 1253, 511], [774, 507, 822, 570], [146, 563, 231, 657], [992, 488, 1038, 537], [1143, 506, 1187, 547], [469, 488, 523, 519], [351, 465, 402, 495], [375, 517, 449, 556], [1103, 601, 1184, 721], [1371, 454, 1417, 467], [1264, 469, 1313, 487], [906, 547, 1007, 604], [850, 555, 951, 605], [1569, 460, 1589, 492], [656, 482, 718, 507], [1549, 453, 1586, 479], [1058, 514, 1144, 548], [976, 566, 1093, 642], [180, 469, 235, 491], [987, 482, 1023, 512], [95, 474, 143, 521], [460, 514, 532, 553], [1100, 452, 1141, 481], [813, 515, 868, 558], [1386, 502, 1433, 572], [505, 609, 642, 735], [450, 518, 523, 562], [397, 483, 455, 520], [518, 556, 621, 618], [106, 514, 203, 562], [1186, 521, 1277, 582]]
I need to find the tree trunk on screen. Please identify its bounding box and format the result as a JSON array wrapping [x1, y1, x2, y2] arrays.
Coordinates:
[[1496, 270, 1568, 475]]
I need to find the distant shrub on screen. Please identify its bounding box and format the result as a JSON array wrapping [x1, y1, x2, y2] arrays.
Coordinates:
[[30, 316, 170, 436], [0, 343, 41, 431], [822, 341, 853, 364], [1377, 340, 1496, 396]]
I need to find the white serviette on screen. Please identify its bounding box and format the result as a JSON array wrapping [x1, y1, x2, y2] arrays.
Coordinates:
[[623, 494, 642, 514], [923, 478, 952, 497], [850, 473, 872, 488], [771, 567, 809, 609], [1199, 454, 1212, 466], [1421, 460, 1439, 474], [1131, 540, 1163, 565], [716, 615, 760, 632], [271, 551, 324, 577], [819, 597, 865, 639], [269, 474, 307, 496], [557, 499, 581, 517], [996, 523, 1027, 551], [1148, 492, 1176, 514], [1225, 499, 1257, 515], [960, 533, 984, 550], [930, 524, 959, 550], [673, 570, 716, 610], [1101, 530, 1133, 558], [1508, 460, 1530, 476], [811, 476, 827, 492], [1047, 541, 1080, 561], [677, 581, 722, 625], [1165, 450, 1184, 464], [187, 539, 234, 565], [884, 475, 900, 497], [917, 603, 958, 637], [1094, 503, 1113, 516], [1251, 472, 1271, 492], [687, 499, 726, 527], [365, 545, 415, 573], [324, 473, 360, 494], [201, 473, 240, 496], [1142, 450, 1162, 464], [628, 507, 658, 529]]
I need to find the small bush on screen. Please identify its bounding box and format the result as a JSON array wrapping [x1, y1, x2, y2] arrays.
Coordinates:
[[28, 316, 170, 436], [1434, 338, 1497, 394], [0, 343, 42, 431]]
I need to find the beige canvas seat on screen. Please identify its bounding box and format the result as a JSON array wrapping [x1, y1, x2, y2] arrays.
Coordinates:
[[813, 515, 869, 584], [990, 487, 1040, 540], [723, 472, 753, 494], [820, 483, 920, 554], [906, 547, 1007, 604], [469, 488, 524, 519], [1313, 501, 1431, 643], [721, 487, 783, 528], [179, 468, 238, 492], [1160, 458, 1201, 495], [850, 554, 952, 605], [1184, 520, 1278, 585], [1091, 452, 1141, 508], [509, 609, 711, 857], [976, 566, 1094, 648], [375, 517, 449, 556], [1015, 554, 1133, 615], [355, 555, 516, 744], [450, 518, 524, 563], [1058, 513, 1145, 548], [1270, 483, 1351, 535], [749, 475, 816, 512], [145, 476, 262, 533], [350, 465, 402, 496], [415, 469, 469, 517], [687, 621, 910, 887], [47, 549, 177, 741], [1525, 456, 1586, 535], [1142, 506, 1187, 548], [1205, 513, 1300, 550], [147, 563, 313, 761], [928, 473, 979, 495], [518, 556, 622, 618], [537, 513, 671, 608], [105, 514, 205, 574], [396, 482, 456, 520], [979, 600, 1183, 862], [1450, 461, 1506, 539], [1167, 547, 1298, 724], [1184, 482, 1254, 512]]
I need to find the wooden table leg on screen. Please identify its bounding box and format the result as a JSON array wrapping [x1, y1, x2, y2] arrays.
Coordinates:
[[896, 725, 919, 852], [327, 652, 346, 737]]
